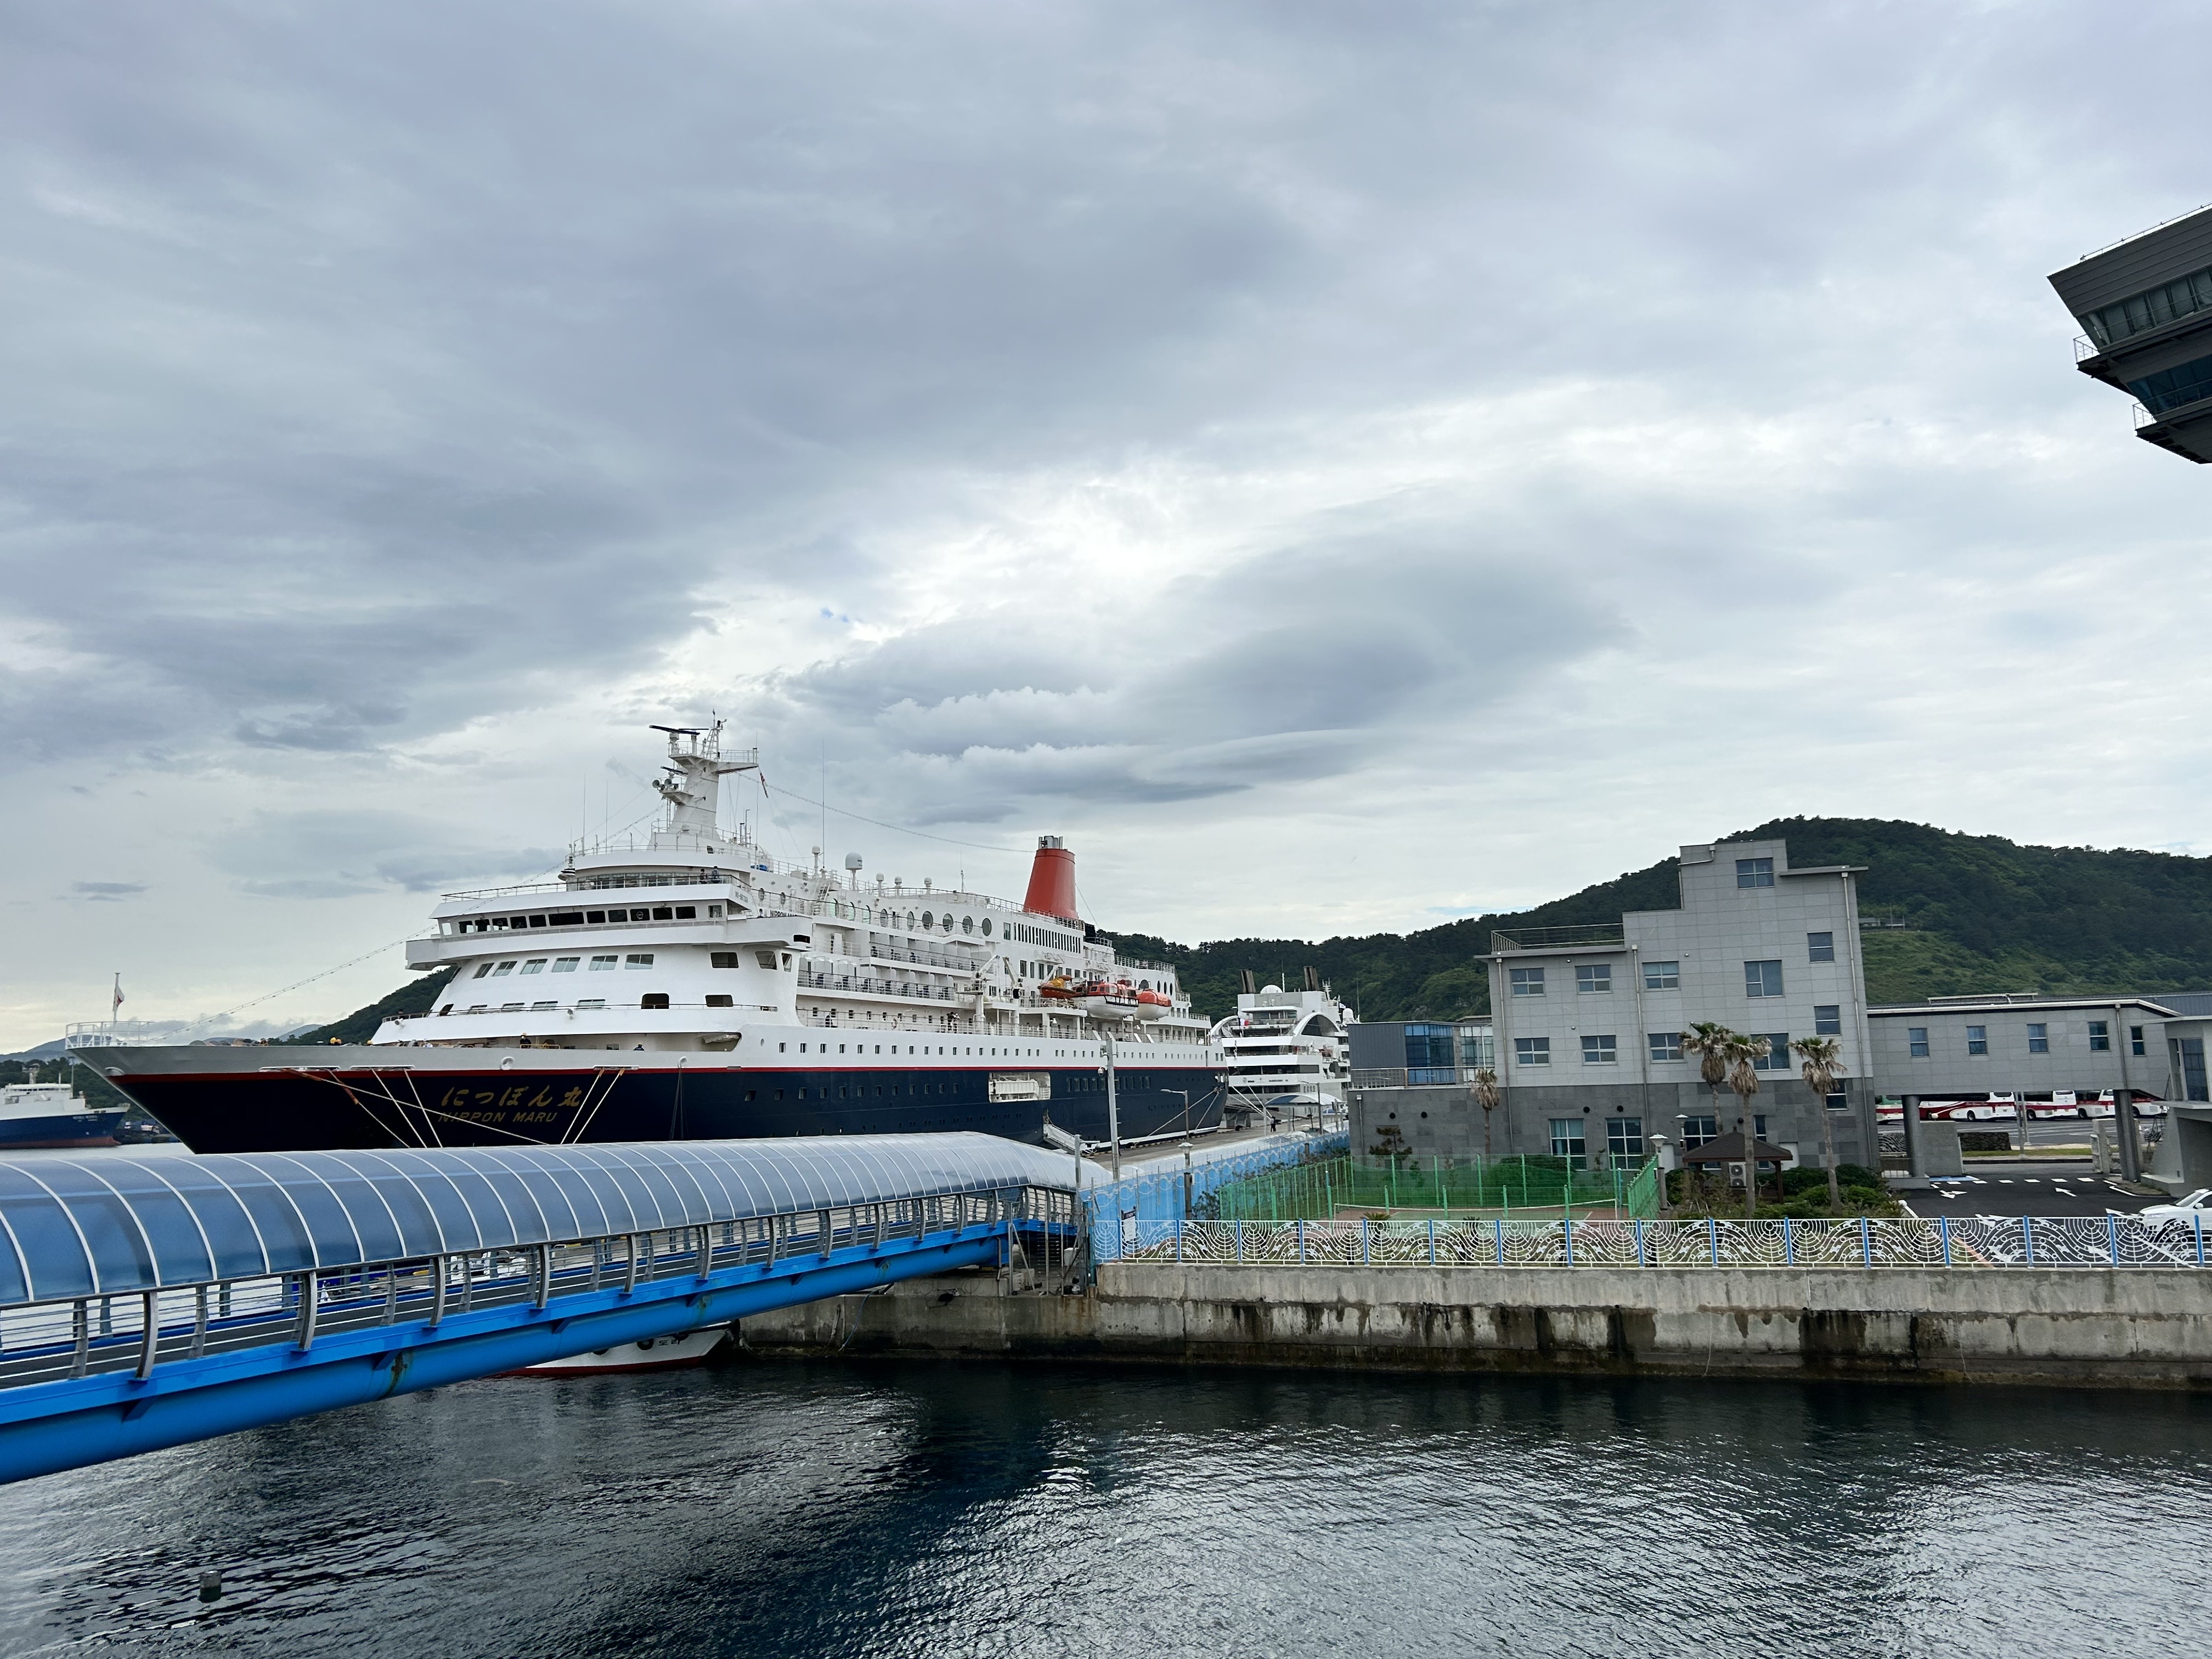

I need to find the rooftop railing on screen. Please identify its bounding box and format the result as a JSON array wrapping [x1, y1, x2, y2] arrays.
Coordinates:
[[1488, 923, 1626, 953]]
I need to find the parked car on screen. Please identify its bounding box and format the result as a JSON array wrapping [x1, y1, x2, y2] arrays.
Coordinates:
[[2138, 1189, 2212, 1233]]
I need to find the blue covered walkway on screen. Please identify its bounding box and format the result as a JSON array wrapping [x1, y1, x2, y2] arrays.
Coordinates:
[[0, 1135, 1086, 1485]]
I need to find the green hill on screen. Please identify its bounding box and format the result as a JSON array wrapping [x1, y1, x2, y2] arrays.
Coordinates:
[[301, 819, 2212, 1032]]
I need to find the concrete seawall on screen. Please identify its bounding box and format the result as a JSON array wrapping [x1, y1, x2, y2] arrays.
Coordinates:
[[738, 1263, 2212, 1388]]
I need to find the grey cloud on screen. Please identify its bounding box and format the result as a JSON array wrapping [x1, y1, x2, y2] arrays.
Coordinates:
[[211, 811, 562, 899], [71, 881, 146, 900]]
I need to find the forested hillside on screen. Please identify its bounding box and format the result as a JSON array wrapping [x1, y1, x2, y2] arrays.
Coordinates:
[[299, 819, 2212, 1033]]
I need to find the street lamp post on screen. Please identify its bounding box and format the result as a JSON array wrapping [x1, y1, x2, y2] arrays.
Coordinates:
[[1101, 1034, 1122, 1181]]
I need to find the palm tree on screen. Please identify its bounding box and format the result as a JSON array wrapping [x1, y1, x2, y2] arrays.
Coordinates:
[[1679, 1023, 1740, 1212], [1471, 1068, 1500, 1161], [1723, 1034, 1768, 1216], [1791, 1035, 1847, 1209]]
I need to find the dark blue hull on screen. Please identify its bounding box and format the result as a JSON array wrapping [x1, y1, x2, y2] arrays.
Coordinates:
[[104, 1062, 1224, 1154], [0, 1111, 123, 1149]]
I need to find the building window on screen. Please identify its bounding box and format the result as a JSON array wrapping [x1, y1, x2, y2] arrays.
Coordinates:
[[1459, 1031, 1496, 1071], [1509, 967, 1545, 997], [1514, 1036, 1551, 1066], [1681, 1115, 1718, 1148], [1814, 1005, 1841, 1036], [1576, 963, 1612, 994], [1753, 1033, 1788, 1071], [1403, 1024, 1457, 1075], [1807, 932, 1835, 963], [1549, 1118, 1587, 1166], [1754, 1113, 1770, 1139], [2089, 1020, 2111, 1052], [1648, 1031, 1684, 1062], [1825, 1091, 1848, 1111], [1736, 857, 1774, 888], [1643, 960, 1679, 991], [1606, 1118, 1644, 1158], [1966, 1024, 1988, 1056], [2125, 350, 2212, 416], [1745, 960, 1784, 998], [1908, 1026, 1929, 1058], [2027, 1023, 2049, 1054], [1581, 1034, 1617, 1065], [2131, 1024, 2146, 1057], [2083, 264, 2212, 347]]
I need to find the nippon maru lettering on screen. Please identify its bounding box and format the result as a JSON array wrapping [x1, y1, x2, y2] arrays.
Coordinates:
[[81, 724, 1223, 1154]]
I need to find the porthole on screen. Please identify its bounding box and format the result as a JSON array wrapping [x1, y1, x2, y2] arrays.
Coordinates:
[[962, 916, 974, 935], [981, 918, 992, 936], [922, 911, 933, 929]]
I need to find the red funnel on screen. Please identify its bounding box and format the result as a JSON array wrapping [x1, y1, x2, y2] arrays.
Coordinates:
[[1023, 836, 1078, 922]]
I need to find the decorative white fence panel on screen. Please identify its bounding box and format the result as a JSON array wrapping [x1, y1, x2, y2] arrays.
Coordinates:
[[1099, 1213, 2212, 1270]]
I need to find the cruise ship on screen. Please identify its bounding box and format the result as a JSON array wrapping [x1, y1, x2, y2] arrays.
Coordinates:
[[80, 725, 1223, 1154], [1208, 971, 1351, 1128]]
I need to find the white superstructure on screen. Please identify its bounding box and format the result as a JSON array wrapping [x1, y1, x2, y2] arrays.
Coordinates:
[[383, 724, 1212, 1063], [1209, 977, 1351, 1127]]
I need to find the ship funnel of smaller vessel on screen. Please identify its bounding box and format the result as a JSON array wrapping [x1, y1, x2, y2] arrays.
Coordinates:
[[1023, 834, 1079, 923]]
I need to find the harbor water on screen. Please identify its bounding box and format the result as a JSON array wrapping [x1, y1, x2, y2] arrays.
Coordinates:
[[2, 1358, 2207, 1656]]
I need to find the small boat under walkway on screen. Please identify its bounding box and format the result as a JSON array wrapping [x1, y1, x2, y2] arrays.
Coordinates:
[[0, 1135, 1087, 1486]]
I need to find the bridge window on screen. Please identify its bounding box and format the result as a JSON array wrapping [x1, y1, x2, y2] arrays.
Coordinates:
[[674, 906, 696, 919], [589, 955, 618, 970], [586, 911, 607, 923], [549, 911, 584, 926], [551, 957, 580, 973], [625, 954, 654, 969]]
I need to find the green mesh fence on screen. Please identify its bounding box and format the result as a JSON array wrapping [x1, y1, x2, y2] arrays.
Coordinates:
[[1206, 1153, 1662, 1222]]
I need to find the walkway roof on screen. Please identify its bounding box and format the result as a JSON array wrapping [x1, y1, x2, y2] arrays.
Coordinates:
[[0, 1135, 1090, 1306]]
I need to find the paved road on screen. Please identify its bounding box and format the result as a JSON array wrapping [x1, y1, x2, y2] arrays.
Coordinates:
[[1902, 1164, 2160, 1218]]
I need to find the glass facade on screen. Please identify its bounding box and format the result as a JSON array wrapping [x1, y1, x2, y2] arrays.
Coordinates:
[[1459, 1030, 1496, 1072], [2127, 351, 2212, 416], [1403, 1023, 1463, 1084], [2084, 264, 2212, 348]]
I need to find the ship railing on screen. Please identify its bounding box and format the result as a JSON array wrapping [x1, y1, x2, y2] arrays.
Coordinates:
[[798, 970, 960, 1003], [800, 1011, 979, 1033], [0, 1186, 1080, 1395], [862, 944, 984, 971]]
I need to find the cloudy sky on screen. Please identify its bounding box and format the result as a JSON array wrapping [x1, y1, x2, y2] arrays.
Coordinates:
[[3, 0, 2208, 1048]]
